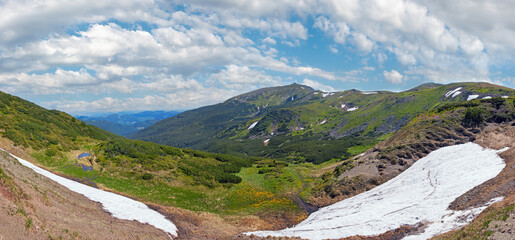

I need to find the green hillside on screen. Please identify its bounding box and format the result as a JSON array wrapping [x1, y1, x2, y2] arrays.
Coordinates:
[[132, 82, 514, 163]]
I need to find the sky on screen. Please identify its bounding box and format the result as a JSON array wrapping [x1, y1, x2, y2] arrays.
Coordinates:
[[0, 0, 514, 115]]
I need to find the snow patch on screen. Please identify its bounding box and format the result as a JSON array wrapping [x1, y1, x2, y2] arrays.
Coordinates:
[[340, 104, 346, 109], [502, 96, 508, 98], [362, 91, 377, 95], [248, 121, 259, 130], [347, 107, 359, 111], [445, 87, 462, 97], [322, 92, 334, 98], [2, 150, 177, 238], [451, 91, 462, 98], [483, 96, 492, 99], [264, 139, 270, 143], [247, 143, 507, 240], [404, 197, 504, 240], [319, 120, 327, 125], [467, 95, 479, 101]]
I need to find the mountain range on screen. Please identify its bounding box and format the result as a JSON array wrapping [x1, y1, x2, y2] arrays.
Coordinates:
[[132, 82, 513, 163]]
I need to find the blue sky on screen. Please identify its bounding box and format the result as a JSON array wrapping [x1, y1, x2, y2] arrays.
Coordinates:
[[0, 0, 513, 115]]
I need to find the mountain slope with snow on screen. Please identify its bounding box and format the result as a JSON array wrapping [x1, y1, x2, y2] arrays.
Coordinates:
[[248, 143, 508, 240]]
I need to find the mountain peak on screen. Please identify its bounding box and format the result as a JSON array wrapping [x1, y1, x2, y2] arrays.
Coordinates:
[[405, 83, 443, 92], [227, 84, 314, 105]]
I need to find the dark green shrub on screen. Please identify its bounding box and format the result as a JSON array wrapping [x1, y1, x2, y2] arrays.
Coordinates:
[[462, 107, 483, 127], [436, 101, 479, 112], [481, 97, 505, 109], [258, 168, 272, 174], [141, 173, 154, 180], [215, 174, 242, 184], [44, 148, 57, 157]]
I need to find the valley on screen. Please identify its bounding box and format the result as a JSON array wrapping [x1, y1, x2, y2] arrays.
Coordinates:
[[0, 83, 514, 239], [77, 111, 181, 137]]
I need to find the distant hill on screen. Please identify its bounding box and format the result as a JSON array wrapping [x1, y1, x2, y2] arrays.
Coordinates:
[[77, 111, 180, 137], [132, 82, 514, 164]]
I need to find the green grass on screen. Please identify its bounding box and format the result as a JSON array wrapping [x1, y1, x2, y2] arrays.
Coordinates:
[[347, 144, 374, 156], [97, 175, 216, 211]]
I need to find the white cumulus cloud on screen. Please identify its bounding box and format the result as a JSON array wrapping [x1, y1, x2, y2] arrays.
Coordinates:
[[383, 70, 404, 84], [301, 79, 336, 92]]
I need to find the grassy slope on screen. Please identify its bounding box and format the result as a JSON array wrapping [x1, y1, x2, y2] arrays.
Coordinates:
[[0, 91, 118, 150]]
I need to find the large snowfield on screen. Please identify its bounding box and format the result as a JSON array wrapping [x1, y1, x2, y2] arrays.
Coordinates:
[[2, 150, 178, 238], [248, 143, 508, 240]]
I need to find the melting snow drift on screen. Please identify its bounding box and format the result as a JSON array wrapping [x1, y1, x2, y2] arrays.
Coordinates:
[[2, 150, 177, 238], [248, 121, 259, 130], [467, 95, 479, 101], [445, 87, 462, 98], [248, 143, 507, 240]]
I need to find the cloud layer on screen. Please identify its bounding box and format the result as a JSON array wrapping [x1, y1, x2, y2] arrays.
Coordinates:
[[0, 0, 512, 114]]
